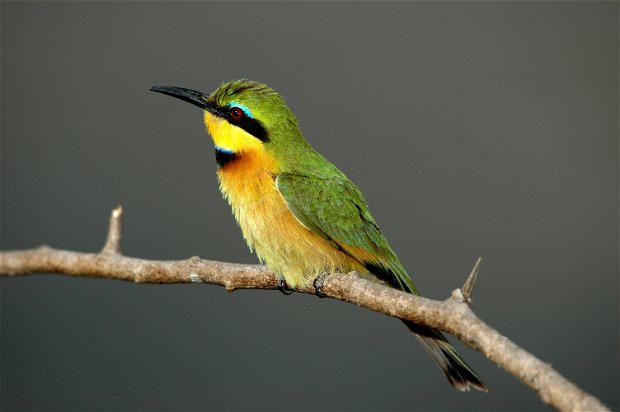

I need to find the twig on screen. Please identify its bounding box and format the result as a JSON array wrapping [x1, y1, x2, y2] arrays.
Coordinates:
[[0, 208, 609, 412]]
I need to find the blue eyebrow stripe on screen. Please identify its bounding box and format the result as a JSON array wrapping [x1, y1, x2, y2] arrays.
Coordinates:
[[228, 101, 254, 118]]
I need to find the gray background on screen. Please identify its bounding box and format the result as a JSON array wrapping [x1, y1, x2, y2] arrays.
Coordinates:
[[1, 1, 618, 411]]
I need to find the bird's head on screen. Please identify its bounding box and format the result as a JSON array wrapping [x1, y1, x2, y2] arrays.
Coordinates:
[[151, 79, 306, 167]]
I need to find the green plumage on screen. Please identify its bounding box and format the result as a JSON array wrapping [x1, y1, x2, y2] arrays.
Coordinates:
[[151, 79, 488, 392], [276, 170, 487, 392], [276, 173, 418, 294]]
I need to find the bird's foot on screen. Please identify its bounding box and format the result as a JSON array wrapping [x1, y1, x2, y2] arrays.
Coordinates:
[[313, 274, 327, 298], [277, 279, 294, 295]]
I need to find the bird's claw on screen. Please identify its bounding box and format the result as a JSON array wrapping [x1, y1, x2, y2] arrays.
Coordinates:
[[313, 274, 327, 298], [277, 279, 294, 295]]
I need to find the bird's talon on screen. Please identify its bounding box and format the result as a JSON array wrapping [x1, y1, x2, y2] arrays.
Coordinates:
[[277, 279, 294, 295], [313, 274, 327, 298]]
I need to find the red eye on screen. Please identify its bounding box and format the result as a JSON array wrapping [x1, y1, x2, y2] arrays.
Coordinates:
[[230, 107, 244, 121]]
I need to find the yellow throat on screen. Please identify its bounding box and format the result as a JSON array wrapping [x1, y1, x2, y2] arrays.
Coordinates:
[[204, 112, 264, 154]]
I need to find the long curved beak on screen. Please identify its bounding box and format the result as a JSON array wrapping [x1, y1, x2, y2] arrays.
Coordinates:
[[150, 86, 213, 111]]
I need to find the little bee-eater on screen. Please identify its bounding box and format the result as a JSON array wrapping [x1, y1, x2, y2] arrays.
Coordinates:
[[151, 80, 487, 392]]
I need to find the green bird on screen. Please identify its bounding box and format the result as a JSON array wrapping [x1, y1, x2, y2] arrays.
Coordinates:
[[151, 79, 488, 391]]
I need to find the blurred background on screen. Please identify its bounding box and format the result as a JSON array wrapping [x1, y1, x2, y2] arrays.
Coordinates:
[[1, 2, 618, 410]]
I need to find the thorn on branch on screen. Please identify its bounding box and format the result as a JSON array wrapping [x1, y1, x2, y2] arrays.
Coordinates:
[[461, 257, 482, 303], [101, 206, 123, 254], [0, 217, 611, 411]]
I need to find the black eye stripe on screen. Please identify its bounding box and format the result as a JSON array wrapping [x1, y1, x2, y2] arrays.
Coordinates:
[[217, 105, 269, 142], [231, 116, 269, 142]]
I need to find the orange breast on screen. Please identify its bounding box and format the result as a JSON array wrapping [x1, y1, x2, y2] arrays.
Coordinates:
[[216, 148, 364, 288]]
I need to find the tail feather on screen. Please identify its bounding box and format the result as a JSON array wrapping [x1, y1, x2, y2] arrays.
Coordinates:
[[404, 320, 488, 392], [359, 262, 487, 391]]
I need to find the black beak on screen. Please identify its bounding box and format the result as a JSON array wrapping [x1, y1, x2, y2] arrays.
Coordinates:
[[150, 86, 212, 111]]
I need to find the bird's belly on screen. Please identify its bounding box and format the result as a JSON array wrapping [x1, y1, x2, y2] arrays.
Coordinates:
[[217, 165, 363, 288]]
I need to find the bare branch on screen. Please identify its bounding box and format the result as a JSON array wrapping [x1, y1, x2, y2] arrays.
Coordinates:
[[0, 247, 276, 291], [0, 209, 609, 412]]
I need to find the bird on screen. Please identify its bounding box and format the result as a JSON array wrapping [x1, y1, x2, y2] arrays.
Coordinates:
[[150, 79, 488, 392]]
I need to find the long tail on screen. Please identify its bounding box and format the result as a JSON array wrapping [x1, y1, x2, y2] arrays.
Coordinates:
[[403, 320, 488, 392], [360, 262, 487, 390]]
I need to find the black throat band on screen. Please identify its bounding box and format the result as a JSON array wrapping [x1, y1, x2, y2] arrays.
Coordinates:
[[215, 147, 238, 167]]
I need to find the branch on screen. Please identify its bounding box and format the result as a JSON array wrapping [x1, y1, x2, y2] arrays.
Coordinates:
[[0, 208, 609, 412]]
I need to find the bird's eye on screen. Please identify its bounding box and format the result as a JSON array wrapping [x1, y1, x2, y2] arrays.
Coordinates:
[[229, 107, 244, 121]]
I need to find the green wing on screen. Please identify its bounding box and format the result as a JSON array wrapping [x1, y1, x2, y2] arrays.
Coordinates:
[[277, 173, 488, 391], [275, 173, 418, 294]]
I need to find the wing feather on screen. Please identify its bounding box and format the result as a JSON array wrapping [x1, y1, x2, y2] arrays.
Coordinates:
[[275, 173, 418, 294]]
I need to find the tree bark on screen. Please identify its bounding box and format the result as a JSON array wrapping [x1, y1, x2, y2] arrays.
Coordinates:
[[0, 207, 609, 411]]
